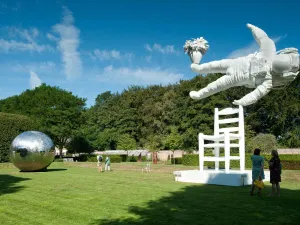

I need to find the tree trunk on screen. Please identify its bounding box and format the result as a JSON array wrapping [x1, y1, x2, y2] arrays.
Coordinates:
[[59, 147, 63, 158], [152, 151, 158, 164]]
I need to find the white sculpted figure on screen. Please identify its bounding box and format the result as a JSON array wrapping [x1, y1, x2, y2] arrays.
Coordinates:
[[186, 24, 300, 106]]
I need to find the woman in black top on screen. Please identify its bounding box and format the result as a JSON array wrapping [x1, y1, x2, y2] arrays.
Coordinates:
[[265, 150, 281, 196]]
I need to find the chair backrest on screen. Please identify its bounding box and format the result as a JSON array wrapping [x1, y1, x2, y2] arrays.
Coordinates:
[[214, 105, 244, 137]]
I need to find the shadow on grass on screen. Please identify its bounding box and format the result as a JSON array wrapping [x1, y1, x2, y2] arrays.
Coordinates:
[[0, 174, 31, 196], [42, 168, 67, 172], [90, 184, 300, 225], [19, 168, 67, 173]]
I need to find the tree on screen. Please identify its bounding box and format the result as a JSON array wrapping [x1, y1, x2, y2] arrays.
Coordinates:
[[163, 126, 183, 150], [66, 136, 93, 154], [117, 134, 137, 150], [0, 84, 86, 157], [0, 113, 37, 162]]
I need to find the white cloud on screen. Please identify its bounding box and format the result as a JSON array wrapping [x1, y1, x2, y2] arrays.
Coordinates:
[[145, 44, 152, 52], [96, 65, 184, 86], [11, 61, 56, 73], [51, 7, 82, 79], [145, 43, 177, 54], [0, 27, 53, 53], [29, 71, 42, 89], [227, 35, 287, 59], [90, 49, 133, 61], [46, 33, 59, 42]]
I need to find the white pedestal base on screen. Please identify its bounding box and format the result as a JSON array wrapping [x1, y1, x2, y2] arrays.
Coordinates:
[[173, 169, 270, 186]]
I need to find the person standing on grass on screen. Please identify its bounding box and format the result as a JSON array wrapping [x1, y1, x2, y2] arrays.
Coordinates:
[[105, 156, 111, 171], [97, 155, 103, 172], [250, 148, 265, 196], [265, 150, 281, 196]]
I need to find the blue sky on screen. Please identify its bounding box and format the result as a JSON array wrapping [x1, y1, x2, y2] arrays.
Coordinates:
[[0, 0, 299, 107]]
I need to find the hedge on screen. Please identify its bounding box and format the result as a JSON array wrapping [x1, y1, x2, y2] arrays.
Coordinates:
[[182, 154, 300, 170], [280, 160, 300, 170], [0, 112, 36, 162], [171, 158, 182, 164], [84, 155, 122, 163], [126, 156, 148, 162], [75, 154, 148, 163]]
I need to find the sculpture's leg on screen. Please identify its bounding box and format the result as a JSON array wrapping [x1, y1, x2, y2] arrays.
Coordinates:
[[190, 70, 250, 100], [191, 59, 238, 74]]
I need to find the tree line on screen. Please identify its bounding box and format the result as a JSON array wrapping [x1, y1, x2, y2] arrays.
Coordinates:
[[0, 73, 299, 161]]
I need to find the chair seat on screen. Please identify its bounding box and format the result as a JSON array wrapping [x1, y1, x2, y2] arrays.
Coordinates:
[[202, 134, 241, 141], [202, 156, 241, 161], [204, 143, 240, 148]]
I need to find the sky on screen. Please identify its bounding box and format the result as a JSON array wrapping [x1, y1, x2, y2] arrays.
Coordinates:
[[0, 0, 299, 107]]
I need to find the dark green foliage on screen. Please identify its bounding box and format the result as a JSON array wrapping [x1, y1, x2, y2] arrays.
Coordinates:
[[171, 158, 182, 164], [127, 156, 137, 162], [117, 134, 137, 150], [103, 155, 122, 163], [84, 73, 300, 151], [120, 155, 127, 162], [0, 113, 37, 162], [182, 154, 201, 166], [0, 84, 86, 157], [66, 136, 93, 154], [182, 154, 300, 169], [246, 133, 278, 153], [76, 154, 122, 163]]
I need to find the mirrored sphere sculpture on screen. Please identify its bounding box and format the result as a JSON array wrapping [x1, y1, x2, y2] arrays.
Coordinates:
[[10, 131, 55, 171]]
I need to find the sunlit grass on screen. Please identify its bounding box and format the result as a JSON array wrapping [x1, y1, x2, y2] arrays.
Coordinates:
[[0, 162, 299, 225]]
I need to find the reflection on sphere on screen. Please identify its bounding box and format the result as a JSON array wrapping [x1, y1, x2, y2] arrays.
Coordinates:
[[10, 131, 55, 172]]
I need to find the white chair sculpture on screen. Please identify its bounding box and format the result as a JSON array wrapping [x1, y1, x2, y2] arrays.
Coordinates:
[[198, 105, 245, 173]]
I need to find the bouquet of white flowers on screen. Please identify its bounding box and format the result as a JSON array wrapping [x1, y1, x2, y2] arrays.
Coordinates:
[[183, 37, 209, 64]]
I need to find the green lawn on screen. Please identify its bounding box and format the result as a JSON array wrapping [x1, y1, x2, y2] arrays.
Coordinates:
[[1, 162, 300, 225]]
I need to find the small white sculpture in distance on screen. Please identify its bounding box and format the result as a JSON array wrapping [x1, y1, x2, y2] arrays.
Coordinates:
[[185, 24, 300, 106]]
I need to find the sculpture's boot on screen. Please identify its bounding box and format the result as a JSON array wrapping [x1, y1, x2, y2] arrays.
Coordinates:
[[247, 23, 276, 61]]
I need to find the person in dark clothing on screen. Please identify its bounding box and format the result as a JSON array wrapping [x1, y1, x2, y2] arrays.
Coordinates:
[[265, 150, 281, 196]]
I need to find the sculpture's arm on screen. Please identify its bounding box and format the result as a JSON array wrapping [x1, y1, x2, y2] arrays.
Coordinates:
[[247, 23, 276, 60], [191, 59, 237, 74], [233, 75, 273, 106]]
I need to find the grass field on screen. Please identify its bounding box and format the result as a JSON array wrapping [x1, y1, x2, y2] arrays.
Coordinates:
[[1, 162, 300, 225]]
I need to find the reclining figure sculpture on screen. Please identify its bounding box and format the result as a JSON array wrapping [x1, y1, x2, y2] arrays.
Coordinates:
[[187, 24, 300, 106]]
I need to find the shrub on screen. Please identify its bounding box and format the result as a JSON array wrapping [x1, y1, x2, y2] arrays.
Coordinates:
[[87, 155, 97, 162], [141, 156, 148, 162], [78, 154, 88, 162], [182, 154, 199, 166], [126, 155, 148, 162], [246, 133, 278, 154], [120, 155, 127, 162], [0, 112, 37, 162], [102, 155, 122, 163], [127, 156, 137, 162], [171, 158, 183, 164]]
